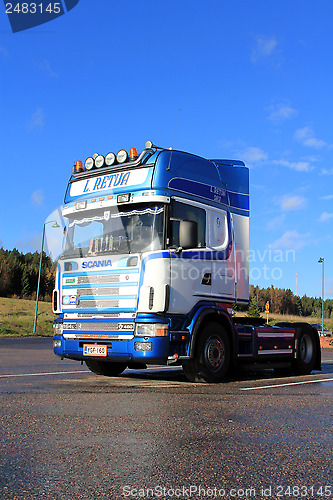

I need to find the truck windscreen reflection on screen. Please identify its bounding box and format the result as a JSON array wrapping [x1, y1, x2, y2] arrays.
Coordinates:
[[62, 205, 164, 257]]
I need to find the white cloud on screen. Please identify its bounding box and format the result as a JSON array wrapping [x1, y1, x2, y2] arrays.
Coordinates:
[[320, 168, 333, 175], [252, 35, 278, 62], [27, 108, 45, 131], [267, 103, 297, 122], [239, 146, 268, 164], [280, 195, 306, 211], [294, 126, 326, 148], [319, 212, 333, 222], [271, 230, 310, 251], [273, 159, 313, 172], [31, 190, 44, 207], [266, 214, 286, 230], [320, 194, 333, 200]]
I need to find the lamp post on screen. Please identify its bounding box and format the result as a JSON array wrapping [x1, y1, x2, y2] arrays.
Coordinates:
[[318, 257, 324, 336], [33, 221, 60, 335]]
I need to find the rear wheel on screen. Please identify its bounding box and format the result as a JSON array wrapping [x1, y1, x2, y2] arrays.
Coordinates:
[[292, 326, 317, 375], [85, 359, 127, 377], [182, 322, 230, 383]]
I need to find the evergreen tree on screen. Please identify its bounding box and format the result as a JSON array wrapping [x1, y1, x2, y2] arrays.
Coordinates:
[[246, 297, 261, 318], [21, 267, 31, 298]]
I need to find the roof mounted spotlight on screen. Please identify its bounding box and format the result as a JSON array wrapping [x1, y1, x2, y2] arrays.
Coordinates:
[[117, 149, 128, 163], [95, 154, 105, 168], [85, 157, 94, 170], [145, 140, 164, 150], [105, 152, 116, 166]]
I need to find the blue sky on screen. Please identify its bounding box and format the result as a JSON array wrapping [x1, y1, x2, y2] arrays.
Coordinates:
[[0, 0, 332, 299]]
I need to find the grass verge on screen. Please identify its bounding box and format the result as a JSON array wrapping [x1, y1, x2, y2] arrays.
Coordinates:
[[0, 297, 54, 337]]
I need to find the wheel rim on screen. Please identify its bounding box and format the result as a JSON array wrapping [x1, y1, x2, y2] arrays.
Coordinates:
[[204, 335, 224, 372], [299, 334, 313, 364]]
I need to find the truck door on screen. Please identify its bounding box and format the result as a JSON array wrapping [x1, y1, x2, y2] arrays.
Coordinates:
[[168, 199, 211, 314], [208, 209, 235, 299]]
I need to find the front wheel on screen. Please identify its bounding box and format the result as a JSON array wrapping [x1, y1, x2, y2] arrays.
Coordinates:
[[292, 326, 317, 375], [85, 359, 127, 377], [182, 322, 230, 383]]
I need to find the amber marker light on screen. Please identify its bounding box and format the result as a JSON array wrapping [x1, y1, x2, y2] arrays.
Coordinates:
[[130, 148, 138, 161], [74, 160, 83, 173]]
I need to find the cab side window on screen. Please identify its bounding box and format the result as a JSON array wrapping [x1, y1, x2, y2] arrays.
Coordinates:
[[169, 200, 206, 248]]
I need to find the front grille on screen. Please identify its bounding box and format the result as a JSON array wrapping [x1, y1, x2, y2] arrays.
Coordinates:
[[77, 313, 120, 318], [77, 287, 120, 297], [73, 322, 133, 332], [77, 275, 121, 285], [77, 300, 120, 309]]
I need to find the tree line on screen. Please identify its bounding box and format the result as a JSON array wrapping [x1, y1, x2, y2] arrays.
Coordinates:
[[0, 248, 54, 301], [0, 248, 332, 318], [246, 284, 333, 319]]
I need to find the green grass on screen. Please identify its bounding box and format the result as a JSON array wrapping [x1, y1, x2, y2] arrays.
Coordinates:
[[1, 297, 332, 338], [0, 297, 55, 337], [235, 311, 333, 331]]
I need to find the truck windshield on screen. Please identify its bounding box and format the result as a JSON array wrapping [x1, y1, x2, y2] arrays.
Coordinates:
[[62, 204, 164, 258]]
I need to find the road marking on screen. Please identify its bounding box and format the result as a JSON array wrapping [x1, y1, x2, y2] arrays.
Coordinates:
[[241, 377, 333, 391], [0, 370, 90, 379], [0, 365, 181, 379]]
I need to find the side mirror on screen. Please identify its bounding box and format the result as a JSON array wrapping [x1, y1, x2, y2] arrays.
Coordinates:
[[179, 220, 198, 249]]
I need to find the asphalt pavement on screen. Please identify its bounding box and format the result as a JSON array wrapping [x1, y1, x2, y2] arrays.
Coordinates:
[[0, 337, 332, 500]]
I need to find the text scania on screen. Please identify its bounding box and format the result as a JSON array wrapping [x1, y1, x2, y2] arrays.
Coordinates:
[[82, 260, 113, 269]]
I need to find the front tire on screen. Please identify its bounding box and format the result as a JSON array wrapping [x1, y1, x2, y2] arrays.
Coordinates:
[[85, 359, 127, 377], [183, 322, 230, 383]]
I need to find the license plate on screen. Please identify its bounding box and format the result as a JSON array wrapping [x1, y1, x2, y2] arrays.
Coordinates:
[[83, 344, 108, 357]]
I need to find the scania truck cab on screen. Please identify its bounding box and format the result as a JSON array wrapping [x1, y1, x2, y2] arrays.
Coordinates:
[[53, 141, 320, 382]]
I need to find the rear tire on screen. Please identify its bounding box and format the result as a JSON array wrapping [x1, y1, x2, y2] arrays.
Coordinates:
[[85, 359, 127, 377], [292, 326, 317, 375], [183, 322, 230, 383]]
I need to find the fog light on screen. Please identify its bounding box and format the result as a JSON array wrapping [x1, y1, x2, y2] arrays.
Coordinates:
[[134, 342, 153, 351], [53, 339, 62, 348]]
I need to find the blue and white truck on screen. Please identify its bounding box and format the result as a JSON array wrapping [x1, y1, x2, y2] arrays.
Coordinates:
[[53, 141, 321, 382]]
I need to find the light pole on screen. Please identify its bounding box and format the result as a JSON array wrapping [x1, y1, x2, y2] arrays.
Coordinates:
[[33, 221, 60, 335], [318, 257, 324, 336]]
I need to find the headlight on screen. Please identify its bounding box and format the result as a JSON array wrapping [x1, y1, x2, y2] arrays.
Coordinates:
[[53, 339, 62, 349], [134, 323, 168, 337]]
